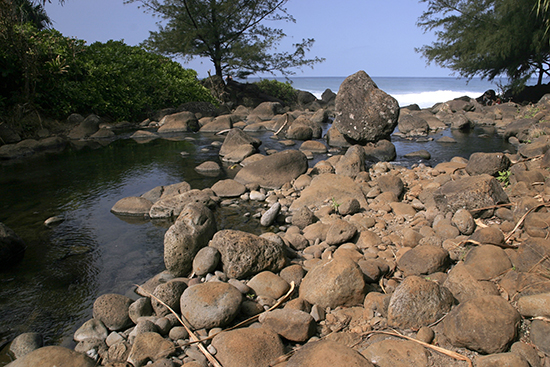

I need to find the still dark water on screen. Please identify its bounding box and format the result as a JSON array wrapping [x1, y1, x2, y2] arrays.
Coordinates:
[[0, 126, 514, 364]]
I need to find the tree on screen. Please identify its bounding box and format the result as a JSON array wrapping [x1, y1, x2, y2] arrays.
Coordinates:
[[417, 0, 550, 86], [126, 0, 324, 78]]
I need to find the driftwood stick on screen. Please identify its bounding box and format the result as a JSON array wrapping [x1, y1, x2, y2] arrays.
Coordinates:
[[136, 285, 223, 367], [274, 114, 289, 136]]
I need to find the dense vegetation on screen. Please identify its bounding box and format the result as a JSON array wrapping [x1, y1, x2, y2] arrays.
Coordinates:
[[253, 79, 297, 105], [126, 0, 324, 79], [0, 0, 216, 128], [417, 0, 550, 89]]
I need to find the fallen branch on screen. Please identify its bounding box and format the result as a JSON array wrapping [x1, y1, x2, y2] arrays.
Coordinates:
[[504, 202, 550, 243], [274, 114, 289, 136], [363, 330, 473, 367]]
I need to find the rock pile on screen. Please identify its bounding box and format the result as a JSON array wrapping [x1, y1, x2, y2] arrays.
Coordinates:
[[8, 72, 550, 367]]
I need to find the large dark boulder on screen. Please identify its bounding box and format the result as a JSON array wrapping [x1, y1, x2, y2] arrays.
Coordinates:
[[465, 152, 510, 176], [333, 71, 399, 144], [234, 149, 308, 189], [0, 222, 26, 269]]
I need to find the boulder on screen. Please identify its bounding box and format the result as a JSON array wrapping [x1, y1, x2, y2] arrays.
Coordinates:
[[234, 149, 308, 189], [387, 276, 454, 329], [299, 257, 366, 309], [219, 128, 261, 158], [158, 111, 199, 133], [363, 140, 397, 162], [333, 71, 399, 144], [443, 262, 500, 303], [398, 114, 429, 136], [6, 346, 95, 367], [465, 152, 510, 176], [334, 145, 365, 179], [180, 282, 242, 329], [149, 189, 214, 219], [68, 114, 100, 139], [513, 237, 550, 273], [194, 161, 221, 177], [92, 293, 134, 331], [248, 102, 285, 121], [0, 222, 26, 269], [442, 295, 521, 354], [289, 173, 368, 211], [211, 326, 285, 367], [211, 179, 246, 197], [463, 244, 512, 280], [110, 196, 153, 217], [286, 340, 374, 367], [164, 203, 216, 277], [209, 229, 286, 279], [433, 174, 509, 218]]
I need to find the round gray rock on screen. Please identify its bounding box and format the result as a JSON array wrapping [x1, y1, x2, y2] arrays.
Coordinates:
[[180, 282, 242, 329], [93, 293, 134, 331]]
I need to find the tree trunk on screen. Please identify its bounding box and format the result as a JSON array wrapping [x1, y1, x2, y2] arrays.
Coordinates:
[[538, 63, 544, 86]]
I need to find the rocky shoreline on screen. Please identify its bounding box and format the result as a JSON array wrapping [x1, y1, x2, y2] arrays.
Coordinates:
[[4, 71, 550, 367]]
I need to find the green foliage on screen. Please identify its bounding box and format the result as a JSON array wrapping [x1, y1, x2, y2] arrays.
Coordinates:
[[127, 0, 324, 78], [497, 170, 511, 187], [253, 79, 297, 104], [38, 40, 216, 120], [417, 0, 550, 86]]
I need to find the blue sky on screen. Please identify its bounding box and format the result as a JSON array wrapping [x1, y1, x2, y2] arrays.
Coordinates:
[[45, 0, 451, 78]]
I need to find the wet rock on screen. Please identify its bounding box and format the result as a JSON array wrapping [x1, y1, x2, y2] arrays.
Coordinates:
[[6, 346, 95, 367], [388, 275, 454, 329], [93, 293, 134, 331], [300, 257, 366, 309], [158, 111, 199, 133], [0, 222, 26, 269], [286, 339, 374, 367], [180, 282, 242, 329], [234, 149, 308, 189], [259, 308, 316, 342], [361, 339, 429, 367], [443, 295, 520, 354], [110, 196, 153, 217], [333, 71, 399, 144], [211, 326, 285, 367], [209, 229, 286, 279], [397, 245, 450, 276], [433, 174, 509, 218], [211, 179, 246, 197], [164, 203, 216, 277], [247, 271, 290, 299], [219, 128, 261, 158], [10, 332, 43, 359], [127, 332, 176, 367]]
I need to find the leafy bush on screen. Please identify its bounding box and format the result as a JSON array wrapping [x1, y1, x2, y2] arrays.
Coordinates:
[[253, 79, 297, 105], [37, 40, 216, 121]]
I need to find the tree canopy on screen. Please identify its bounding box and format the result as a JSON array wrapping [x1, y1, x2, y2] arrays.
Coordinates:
[[126, 0, 324, 78], [417, 0, 550, 87]]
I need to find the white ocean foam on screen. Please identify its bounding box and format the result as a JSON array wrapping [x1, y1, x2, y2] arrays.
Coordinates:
[[306, 89, 485, 109], [392, 90, 484, 109]]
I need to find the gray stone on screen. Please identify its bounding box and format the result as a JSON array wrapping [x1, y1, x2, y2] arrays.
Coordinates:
[[152, 279, 188, 316], [210, 229, 286, 279], [164, 203, 216, 277], [110, 196, 153, 217], [129, 297, 153, 324], [158, 111, 199, 133], [260, 202, 281, 226], [211, 179, 246, 197], [10, 332, 43, 359], [127, 332, 176, 367], [93, 293, 134, 331], [74, 318, 109, 342], [466, 152, 510, 176], [192, 247, 220, 276], [180, 282, 242, 329]]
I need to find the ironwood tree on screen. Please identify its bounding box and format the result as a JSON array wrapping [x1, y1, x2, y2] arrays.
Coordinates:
[[417, 0, 550, 87], [126, 0, 324, 78]]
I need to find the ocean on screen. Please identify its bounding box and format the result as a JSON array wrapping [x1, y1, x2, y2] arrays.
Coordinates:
[[245, 76, 506, 109]]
